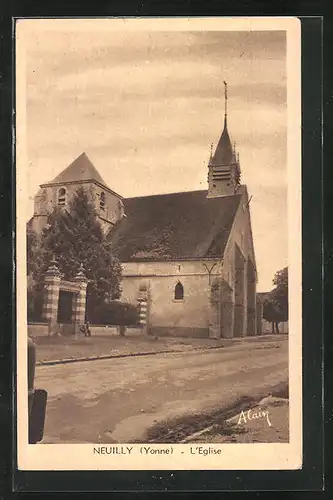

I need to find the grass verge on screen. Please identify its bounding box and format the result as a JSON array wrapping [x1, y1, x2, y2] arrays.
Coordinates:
[[140, 381, 289, 444]]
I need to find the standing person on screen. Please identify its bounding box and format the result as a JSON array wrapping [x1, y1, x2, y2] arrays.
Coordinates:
[[85, 321, 91, 337]]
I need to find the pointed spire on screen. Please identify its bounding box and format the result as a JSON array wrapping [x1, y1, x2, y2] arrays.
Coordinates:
[[209, 81, 233, 167], [46, 152, 108, 188]]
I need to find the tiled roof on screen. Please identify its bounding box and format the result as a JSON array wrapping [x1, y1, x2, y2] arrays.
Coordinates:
[[45, 153, 108, 187], [108, 190, 241, 261]]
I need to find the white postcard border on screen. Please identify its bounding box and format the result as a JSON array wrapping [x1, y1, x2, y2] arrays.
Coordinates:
[[16, 16, 302, 471]]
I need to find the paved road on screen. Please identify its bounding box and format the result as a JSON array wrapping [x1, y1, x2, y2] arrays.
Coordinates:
[[36, 337, 288, 443]]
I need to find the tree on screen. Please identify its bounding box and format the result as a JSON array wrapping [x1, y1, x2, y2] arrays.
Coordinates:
[[263, 297, 281, 334], [27, 228, 38, 276], [27, 228, 44, 321], [28, 187, 122, 320], [263, 267, 288, 334], [272, 266, 288, 322]]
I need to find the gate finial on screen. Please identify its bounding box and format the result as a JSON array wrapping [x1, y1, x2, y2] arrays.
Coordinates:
[[45, 255, 61, 276], [75, 262, 87, 281]]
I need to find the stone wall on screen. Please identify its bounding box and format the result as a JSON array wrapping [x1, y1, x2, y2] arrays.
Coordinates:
[[31, 181, 122, 235], [149, 326, 209, 338], [120, 212, 257, 340], [120, 260, 221, 333], [28, 323, 49, 337], [28, 323, 142, 338], [261, 320, 289, 334], [222, 187, 257, 337]]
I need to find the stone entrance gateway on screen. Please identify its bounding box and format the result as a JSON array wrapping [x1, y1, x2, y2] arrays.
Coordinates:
[[57, 290, 75, 323], [42, 259, 88, 335]]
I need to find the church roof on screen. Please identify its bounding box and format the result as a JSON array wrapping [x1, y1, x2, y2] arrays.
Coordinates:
[[108, 190, 241, 261], [45, 152, 108, 187], [209, 117, 234, 167]]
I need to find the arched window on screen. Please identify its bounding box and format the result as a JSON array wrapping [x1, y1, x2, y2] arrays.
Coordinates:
[[100, 192, 106, 211], [58, 187, 66, 206], [174, 281, 184, 301]]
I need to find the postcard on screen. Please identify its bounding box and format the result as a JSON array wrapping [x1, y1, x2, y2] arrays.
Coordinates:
[[16, 16, 302, 470]]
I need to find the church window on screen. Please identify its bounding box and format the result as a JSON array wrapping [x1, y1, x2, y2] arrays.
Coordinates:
[[174, 281, 184, 301], [58, 187, 66, 206], [100, 192, 106, 211]]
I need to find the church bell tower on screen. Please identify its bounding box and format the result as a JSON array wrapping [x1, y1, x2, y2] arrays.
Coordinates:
[[207, 82, 241, 198]]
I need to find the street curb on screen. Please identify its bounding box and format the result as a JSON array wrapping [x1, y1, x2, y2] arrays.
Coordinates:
[[37, 345, 226, 367]]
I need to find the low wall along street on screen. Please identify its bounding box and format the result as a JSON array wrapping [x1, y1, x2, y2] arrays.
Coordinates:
[[149, 326, 209, 338], [28, 323, 142, 338]]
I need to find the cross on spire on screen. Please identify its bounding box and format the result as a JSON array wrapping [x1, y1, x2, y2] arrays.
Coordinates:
[[223, 80, 228, 121]]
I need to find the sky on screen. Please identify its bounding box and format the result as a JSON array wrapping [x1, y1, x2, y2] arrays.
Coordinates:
[[21, 20, 288, 292]]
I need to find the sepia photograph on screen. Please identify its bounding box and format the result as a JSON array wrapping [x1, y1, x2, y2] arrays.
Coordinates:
[[16, 17, 302, 470]]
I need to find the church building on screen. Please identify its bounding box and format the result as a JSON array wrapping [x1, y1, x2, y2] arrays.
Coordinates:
[[29, 84, 259, 339]]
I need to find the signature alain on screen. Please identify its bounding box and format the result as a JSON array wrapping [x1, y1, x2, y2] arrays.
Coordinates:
[[237, 407, 272, 427]]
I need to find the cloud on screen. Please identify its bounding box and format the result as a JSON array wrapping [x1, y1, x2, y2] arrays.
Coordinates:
[[22, 24, 288, 292], [28, 56, 285, 104], [26, 29, 286, 74]]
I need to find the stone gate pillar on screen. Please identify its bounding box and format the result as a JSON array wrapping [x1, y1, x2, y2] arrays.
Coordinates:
[[43, 258, 61, 335], [73, 263, 88, 331], [137, 283, 150, 335]]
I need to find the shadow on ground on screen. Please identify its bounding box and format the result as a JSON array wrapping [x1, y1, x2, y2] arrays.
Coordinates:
[[138, 382, 289, 444]]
